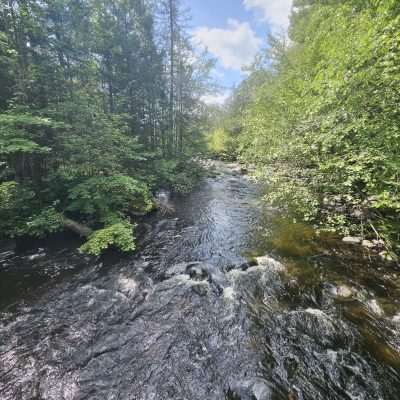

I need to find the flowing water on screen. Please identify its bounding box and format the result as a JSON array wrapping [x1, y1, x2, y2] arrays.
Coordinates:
[[1, 161, 400, 400]]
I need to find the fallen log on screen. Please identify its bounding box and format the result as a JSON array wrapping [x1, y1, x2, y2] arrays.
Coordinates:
[[63, 218, 93, 238]]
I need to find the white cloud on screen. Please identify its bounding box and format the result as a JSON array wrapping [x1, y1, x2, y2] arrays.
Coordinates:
[[211, 69, 225, 80], [193, 19, 262, 71], [202, 92, 230, 106], [243, 0, 293, 30]]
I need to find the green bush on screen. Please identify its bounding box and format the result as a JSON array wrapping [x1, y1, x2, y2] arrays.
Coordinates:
[[67, 175, 153, 220], [0, 181, 36, 238], [26, 207, 64, 238], [80, 221, 136, 256]]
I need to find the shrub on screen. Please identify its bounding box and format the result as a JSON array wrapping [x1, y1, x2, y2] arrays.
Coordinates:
[[80, 221, 136, 256]]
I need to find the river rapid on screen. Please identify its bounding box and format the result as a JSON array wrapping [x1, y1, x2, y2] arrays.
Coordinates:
[[0, 161, 400, 400]]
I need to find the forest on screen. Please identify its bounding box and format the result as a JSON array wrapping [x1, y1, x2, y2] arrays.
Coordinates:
[[209, 0, 400, 260], [0, 0, 213, 255]]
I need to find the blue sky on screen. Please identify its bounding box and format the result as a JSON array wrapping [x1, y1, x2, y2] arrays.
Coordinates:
[[184, 0, 293, 104]]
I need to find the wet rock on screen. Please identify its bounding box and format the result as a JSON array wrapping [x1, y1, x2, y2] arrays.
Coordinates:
[[165, 262, 229, 295], [336, 285, 354, 298], [117, 275, 137, 296], [188, 265, 208, 281], [300, 309, 343, 345], [373, 239, 385, 249], [256, 255, 285, 272], [342, 236, 362, 245], [196, 264, 229, 294], [225, 262, 252, 272], [191, 282, 209, 296], [3, 163, 400, 400], [362, 240, 375, 249]]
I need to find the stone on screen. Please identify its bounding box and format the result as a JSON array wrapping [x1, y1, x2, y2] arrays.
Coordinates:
[[342, 236, 362, 245], [362, 240, 375, 249], [373, 239, 385, 248], [256, 255, 285, 272], [336, 285, 353, 298]]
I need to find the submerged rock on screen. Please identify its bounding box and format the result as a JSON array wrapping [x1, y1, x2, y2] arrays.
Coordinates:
[[342, 236, 362, 245], [256, 255, 285, 272]]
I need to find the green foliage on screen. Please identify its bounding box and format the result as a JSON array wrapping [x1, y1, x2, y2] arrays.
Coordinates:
[[264, 167, 320, 222], [67, 175, 153, 219], [153, 158, 204, 194], [26, 208, 64, 238], [80, 221, 136, 256], [207, 128, 237, 160], [234, 1, 400, 250], [0, 181, 36, 238], [0, 181, 19, 209], [0, 113, 60, 177]]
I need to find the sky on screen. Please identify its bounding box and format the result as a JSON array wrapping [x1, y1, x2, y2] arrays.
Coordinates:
[[185, 0, 293, 104]]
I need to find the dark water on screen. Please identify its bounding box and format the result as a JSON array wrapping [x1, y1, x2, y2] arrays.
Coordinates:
[[0, 162, 400, 400]]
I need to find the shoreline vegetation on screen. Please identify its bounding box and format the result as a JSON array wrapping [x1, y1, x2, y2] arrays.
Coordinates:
[[207, 0, 400, 264]]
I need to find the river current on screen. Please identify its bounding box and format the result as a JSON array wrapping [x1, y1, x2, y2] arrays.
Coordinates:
[[0, 162, 399, 399]]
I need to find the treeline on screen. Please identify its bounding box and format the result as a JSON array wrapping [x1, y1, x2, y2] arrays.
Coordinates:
[[214, 0, 400, 257], [0, 0, 212, 254]]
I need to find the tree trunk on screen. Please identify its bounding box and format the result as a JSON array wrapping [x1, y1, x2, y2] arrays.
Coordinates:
[[169, 0, 175, 154], [63, 218, 92, 238]]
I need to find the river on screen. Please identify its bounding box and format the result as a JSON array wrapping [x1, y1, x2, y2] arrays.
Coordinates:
[[0, 161, 399, 399]]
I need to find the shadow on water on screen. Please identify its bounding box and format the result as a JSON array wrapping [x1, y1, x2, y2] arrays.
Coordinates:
[[0, 161, 400, 399]]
